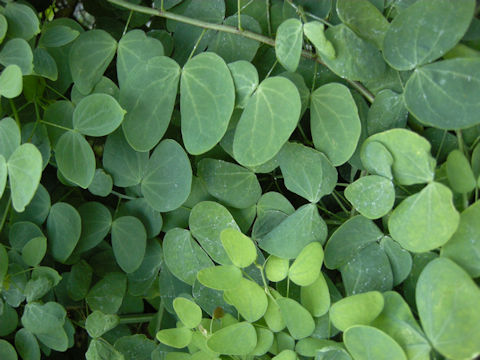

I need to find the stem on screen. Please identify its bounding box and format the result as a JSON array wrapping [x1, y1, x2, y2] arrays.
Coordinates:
[[331, 191, 349, 214], [45, 84, 70, 101], [111, 190, 138, 200], [456, 130, 465, 156], [123, 10, 133, 35], [286, 0, 332, 27], [237, 0, 242, 31], [9, 99, 20, 129], [40, 120, 72, 131], [0, 196, 11, 233], [311, 60, 318, 92], [106, 0, 375, 103], [435, 130, 447, 161], [187, 28, 207, 61], [265, 59, 278, 78], [266, 0, 272, 37], [118, 313, 156, 325]]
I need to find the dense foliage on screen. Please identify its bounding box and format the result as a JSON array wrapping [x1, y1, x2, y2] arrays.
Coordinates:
[[1, 0, 480, 359]]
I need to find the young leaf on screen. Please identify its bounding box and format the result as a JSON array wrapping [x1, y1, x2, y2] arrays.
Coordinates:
[[206, 322, 257, 355], [380, 237, 412, 286], [300, 273, 330, 317], [275, 18, 303, 72], [173, 297, 202, 329], [21, 236, 47, 267], [277, 297, 315, 340], [111, 216, 147, 274], [0, 65, 22, 98], [265, 256, 289, 282], [303, 21, 335, 59], [220, 228, 257, 268], [228, 60, 259, 108], [197, 265, 242, 291], [288, 242, 324, 286], [224, 278, 268, 322], [156, 328, 192, 349]]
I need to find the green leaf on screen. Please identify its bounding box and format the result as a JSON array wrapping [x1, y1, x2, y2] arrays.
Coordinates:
[[156, 328, 192, 349], [344, 326, 407, 360], [277, 297, 315, 340], [189, 201, 239, 264], [21, 302, 66, 337], [47, 202, 81, 262], [67, 260, 93, 301], [2, 2, 40, 40], [43, 101, 74, 148], [69, 30, 117, 95], [233, 76, 301, 167], [14, 328, 40, 360], [111, 216, 147, 274], [404, 59, 480, 130], [86, 339, 124, 360], [264, 296, 286, 333], [197, 265, 242, 291], [228, 60, 259, 109], [310, 83, 361, 166], [86, 273, 126, 314], [119, 198, 162, 239], [416, 258, 480, 360], [0, 117, 20, 160], [288, 242, 324, 286], [88, 169, 113, 197], [120, 56, 180, 152], [345, 175, 395, 219], [273, 349, 296, 360], [316, 347, 352, 360], [163, 228, 213, 285], [86, 311, 120, 339], [259, 204, 327, 259], [0, 243, 7, 291], [73, 94, 125, 137], [116, 29, 164, 87], [207, 322, 257, 355], [447, 149, 476, 193], [39, 25, 80, 47], [366, 90, 408, 136], [279, 142, 337, 203], [74, 202, 112, 254], [32, 48, 57, 81], [7, 144, 43, 212], [303, 21, 335, 59], [320, 24, 386, 81], [180, 52, 235, 154], [265, 256, 289, 282], [389, 182, 460, 253], [300, 273, 330, 317], [379, 237, 412, 286], [114, 334, 156, 360], [330, 291, 384, 331], [220, 228, 257, 268], [0, 14, 6, 44], [103, 130, 149, 188], [295, 339, 343, 357], [0, 339, 17, 360], [360, 141, 393, 179], [383, 0, 475, 70], [173, 297, 202, 329], [197, 158, 261, 209], [324, 215, 383, 269], [336, 0, 389, 49], [0, 65, 22, 98], [21, 236, 47, 267], [224, 278, 268, 322], [141, 139, 192, 212], [55, 131, 95, 189], [275, 18, 303, 72], [0, 39, 33, 75], [0, 155, 6, 199], [249, 327, 274, 356]]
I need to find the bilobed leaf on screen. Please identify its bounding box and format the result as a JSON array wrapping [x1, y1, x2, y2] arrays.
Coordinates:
[[0, 65, 22, 98], [288, 242, 324, 286], [275, 18, 303, 72], [73, 94, 125, 137], [389, 182, 460, 253], [310, 83, 361, 166], [233, 77, 301, 167], [180, 52, 235, 155], [383, 0, 475, 70], [207, 322, 257, 355], [21, 302, 66, 336], [404, 59, 480, 130], [330, 292, 384, 331], [2, 2, 40, 40], [197, 265, 242, 291], [111, 216, 147, 274], [47, 202, 81, 263], [120, 56, 180, 152], [224, 278, 268, 322], [55, 131, 95, 189], [303, 21, 335, 59], [7, 144, 43, 212], [279, 142, 337, 203], [277, 298, 315, 340], [69, 30, 117, 94], [416, 258, 480, 360], [141, 139, 192, 212], [220, 228, 257, 268]]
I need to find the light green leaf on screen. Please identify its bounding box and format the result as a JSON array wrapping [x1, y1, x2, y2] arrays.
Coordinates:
[[233, 76, 301, 167], [345, 175, 395, 219], [0, 65, 22, 98], [120, 56, 180, 152], [288, 242, 324, 286], [220, 228, 257, 268], [207, 322, 257, 355], [320, 24, 386, 82], [265, 256, 289, 282], [197, 265, 242, 291], [300, 272, 330, 317], [21, 236, 47, 267], [330, 291, 384, 331], [73, 94, 125, 137], [47, 202, 81, 262], [2, 2, 39, 40], [316, 347, 352, 360], [111, 216, 146, 274], [197, 158, 261, 209], [279, 142, 337, 203], [224, 278, 268, 322], [303, 21, 335, 59], [344, 326, 407, 360], [173, 297, 202, 329], [277, 297, 315, 340], [180, 52, 235, 155], [0, 339, 17, 360], [336, 0, 389, 49], [417, 258, 480, 360], [86, 273, 126, 314], [383, 0, 475, 70], [163, 228, 213, 285], [310, 83, 361, 166], [295, 339, 343, 357], [156, 328, 192, 349], [0, 117, 20, 160], [0, 39, 33, 75], [39, 25, 79, 47], [404, 58, 480, 130], [446, 149, 476, 193], [264, 296, 286, 333], [0, 156, 6, 199], [250, 327, 274, 356], [389, 182, 460, 253], [141, 139, 192, 212], [228, 60, 259, 109], [275, 18, 303, 72], [116, 29, 164, 87], [15, 328, 40, 360], [259, 204, 327, 259], [273, 349, 296, 360], [55, 131, 95, 189], [69, 30, 117, 95], [7, 144, 42, 212], [86, 311, 119, 339]]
